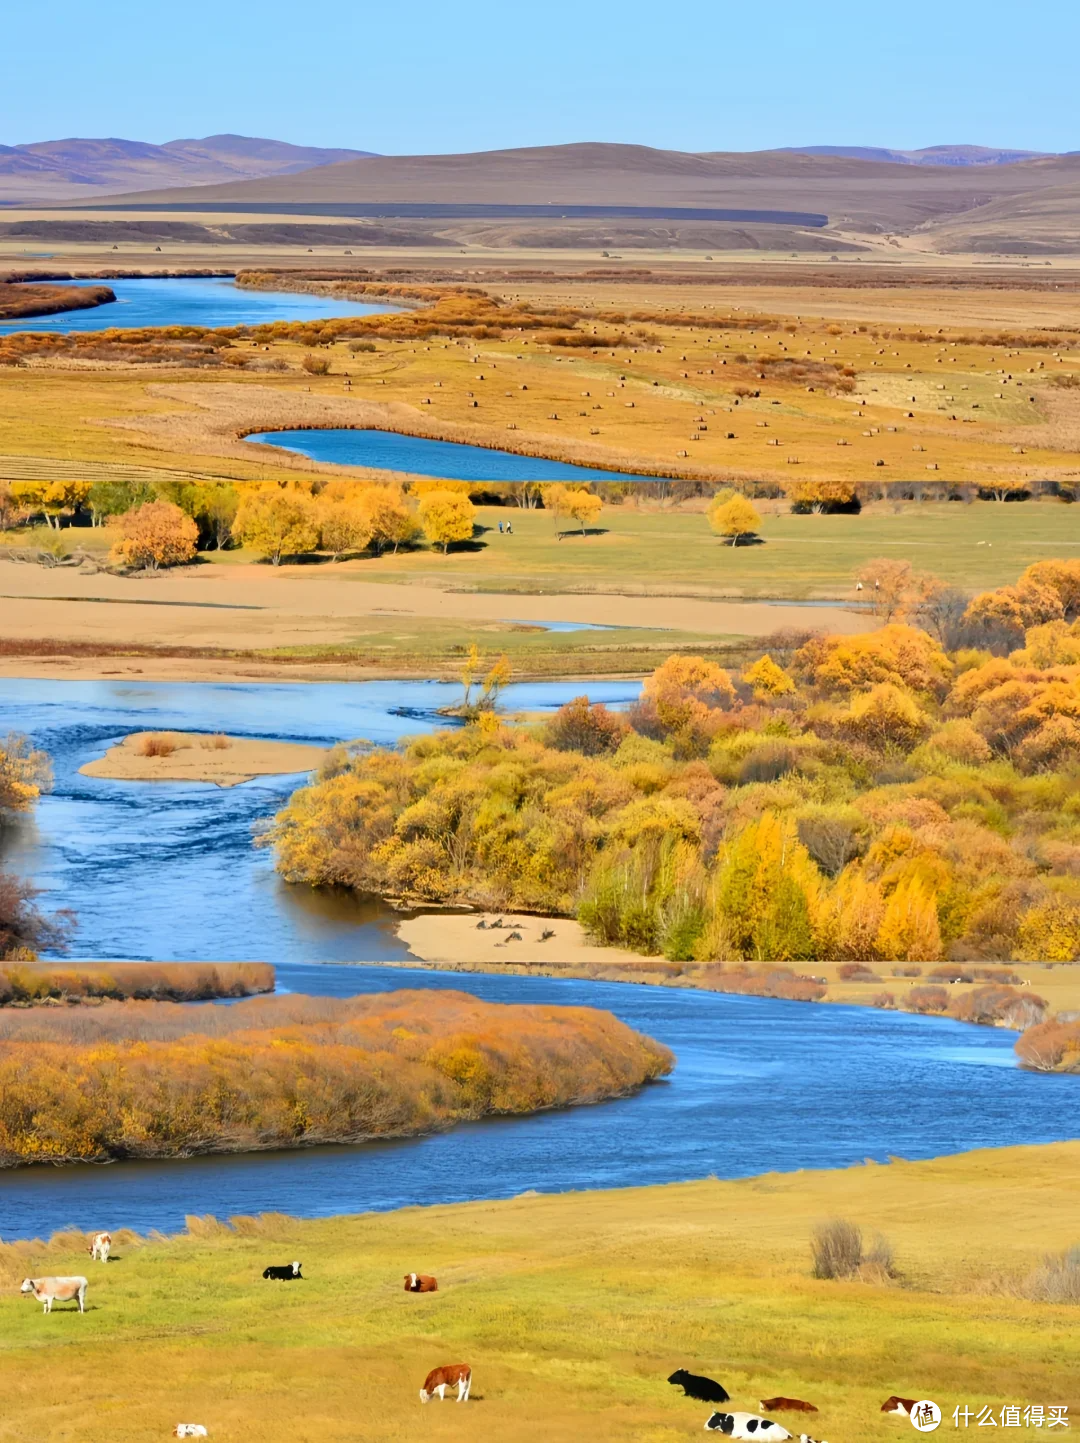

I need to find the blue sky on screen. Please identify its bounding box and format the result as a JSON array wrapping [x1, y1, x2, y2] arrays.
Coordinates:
[[5, 0, 1078, 155]]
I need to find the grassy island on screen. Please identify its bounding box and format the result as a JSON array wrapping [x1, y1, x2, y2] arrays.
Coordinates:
[[0, 988, 671, 1166]]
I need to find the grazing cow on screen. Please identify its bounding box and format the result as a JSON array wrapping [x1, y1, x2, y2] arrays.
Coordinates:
[[20, 1277, 87, 1314], [419, 1364, 472, 1403], [404, 1273, 438, 1293], [760, 1399, 818, 1415], [668, 1370, 730, 1404], [174, 1429, 208, 1439], [88, 1232, 112, 1264], [703, 1413, 793, 1439], [262, 1262, 302, 1281], [881, 1397, 919, 1417]]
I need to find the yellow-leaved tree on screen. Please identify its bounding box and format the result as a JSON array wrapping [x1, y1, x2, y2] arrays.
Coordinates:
[[9, 480, 91, 529], [234, 487, 319, 565], [545, 484, 602, 536], [107, 500, 198, 571], [707, 493, 761, 547], [0, 733, 52, 816], [418, 489, 475, 554], [875, 875, 943, 962], [318, 498, 374, 561], [742, 654, 796, 699]]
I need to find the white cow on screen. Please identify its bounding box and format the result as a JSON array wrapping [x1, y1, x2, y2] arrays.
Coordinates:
[[20, 1276, 88, 1313], [174, 1429, 208, 1439], [704, 1414, 827, 1442], [89, 1231, 112, 1263]]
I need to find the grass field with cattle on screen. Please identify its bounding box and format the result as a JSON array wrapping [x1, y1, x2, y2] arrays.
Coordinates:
[[1, 1143, 1077, 1442]]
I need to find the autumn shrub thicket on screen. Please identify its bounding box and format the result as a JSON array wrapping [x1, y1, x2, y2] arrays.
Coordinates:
[[0, 989, 671, 1165], [267, 559, 1080, 973]]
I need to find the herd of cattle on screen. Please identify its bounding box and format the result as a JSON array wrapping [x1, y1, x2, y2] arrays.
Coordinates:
[[668, 1370, 932, 1437], [17, 1237, 928, 1435]]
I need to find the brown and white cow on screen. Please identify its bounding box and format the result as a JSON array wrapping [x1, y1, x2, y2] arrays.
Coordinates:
[[20, 1276, 87, 1314], [404, 1272, 438, 1293], [88, 1232, 112, 1264], [881, 1397, 919, 1417], [420, 1364, 471, 1403]]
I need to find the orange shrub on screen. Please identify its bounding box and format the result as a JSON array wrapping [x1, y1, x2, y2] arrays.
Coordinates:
[[0, 990, 671, 1165]]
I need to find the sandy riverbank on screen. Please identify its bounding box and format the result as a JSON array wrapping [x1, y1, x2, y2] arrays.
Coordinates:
[[397, 911, 1080, 1014], [79, 730, 327, 786]]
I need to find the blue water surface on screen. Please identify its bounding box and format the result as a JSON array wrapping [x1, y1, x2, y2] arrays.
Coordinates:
[[0, 276, 397, 335], [0, 677, 1074, 1239], [247, 427, 676, 484]]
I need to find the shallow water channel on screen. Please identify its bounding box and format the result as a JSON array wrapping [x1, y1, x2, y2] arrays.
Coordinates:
[[0, 276, 397, 335]]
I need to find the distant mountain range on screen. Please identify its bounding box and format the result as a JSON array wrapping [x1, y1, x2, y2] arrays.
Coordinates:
[[5, 136, 1080, 254], [0, 134, 377, 203], [784, 144, 1054, 167]]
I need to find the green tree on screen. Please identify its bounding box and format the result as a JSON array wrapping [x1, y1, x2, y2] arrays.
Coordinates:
[[87, 481, 156, 527]]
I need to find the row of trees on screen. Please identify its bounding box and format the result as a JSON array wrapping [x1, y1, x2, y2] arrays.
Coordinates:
[[266, 558, 1080, 967], [4, 480, 621, 568], [0, 989, 671, 1165]]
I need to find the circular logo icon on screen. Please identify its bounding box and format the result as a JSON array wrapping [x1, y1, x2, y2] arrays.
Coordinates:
[[910, 1401, 942, 1433]]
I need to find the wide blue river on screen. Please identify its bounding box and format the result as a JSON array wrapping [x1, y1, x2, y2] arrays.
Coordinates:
[[247, 427, 674, 484], [0, 276, 396, 335], [0, 677, 1075, 1239]]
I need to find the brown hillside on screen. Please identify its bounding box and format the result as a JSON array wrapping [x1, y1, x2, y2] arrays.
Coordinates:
[[82, 142, 1080, 236]]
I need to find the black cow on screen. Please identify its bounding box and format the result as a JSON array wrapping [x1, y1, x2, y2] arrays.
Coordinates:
[[262, 1261, 302, 1280], [668, 1369, 730, 1404]]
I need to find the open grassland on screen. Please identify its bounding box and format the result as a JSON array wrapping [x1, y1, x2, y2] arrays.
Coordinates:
[[3, 500, 1077, 599], [1, 270, 1079, 500], [1, 1144, 1078, 1442]]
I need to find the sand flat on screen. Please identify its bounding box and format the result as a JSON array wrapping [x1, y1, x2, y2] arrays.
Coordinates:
[[0, 559, 871, 654], [398, 911, 651, 972], [80, 731, 327, 786]]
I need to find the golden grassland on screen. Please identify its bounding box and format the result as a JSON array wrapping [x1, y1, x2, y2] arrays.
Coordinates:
[[1, 273, 1079, 499], [1, 1144, 1078, 1442]]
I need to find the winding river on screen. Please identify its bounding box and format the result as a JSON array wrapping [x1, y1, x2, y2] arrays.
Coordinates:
[[0, 276, 397, 335], [1, 677, 1076, 1240]]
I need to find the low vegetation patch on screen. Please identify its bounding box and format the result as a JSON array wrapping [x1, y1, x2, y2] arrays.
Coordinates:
[[0, 989, 671, 1165], [0, 960, 273, 1006]]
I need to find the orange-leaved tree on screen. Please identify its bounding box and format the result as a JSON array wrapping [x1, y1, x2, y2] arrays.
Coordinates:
[[108, 500, 198, 571]]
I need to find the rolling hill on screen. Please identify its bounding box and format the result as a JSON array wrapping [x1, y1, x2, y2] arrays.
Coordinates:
[[0, 134, 376, 204], [74, 142, 1080, 245]]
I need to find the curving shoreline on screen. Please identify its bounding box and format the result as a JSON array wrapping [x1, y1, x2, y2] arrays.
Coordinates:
[[395, 910, 1080, 1057]]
